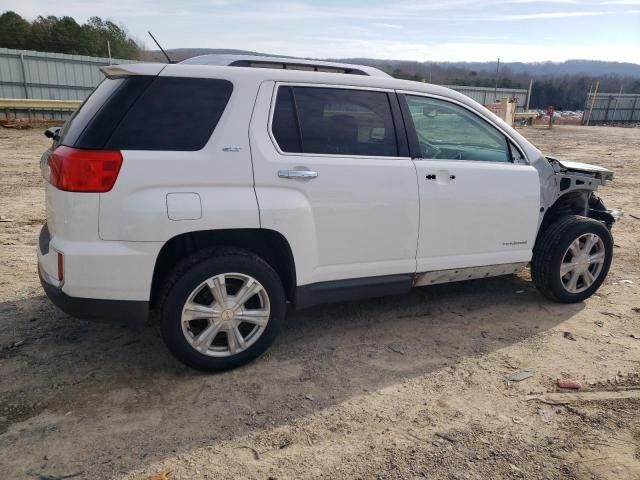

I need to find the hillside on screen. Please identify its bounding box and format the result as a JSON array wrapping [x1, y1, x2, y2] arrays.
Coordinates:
[[339, 58, 640, 79], [144, 49, 640, 109], [147, 49, 640, 79]]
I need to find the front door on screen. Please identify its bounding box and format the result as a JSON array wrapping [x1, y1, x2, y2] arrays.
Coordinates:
[[250, 82, 419, 286], [399, 93, 540, 272]]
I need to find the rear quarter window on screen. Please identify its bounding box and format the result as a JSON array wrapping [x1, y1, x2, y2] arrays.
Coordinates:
[[106, 77, 233, 151], [59, 77, 125, 147]]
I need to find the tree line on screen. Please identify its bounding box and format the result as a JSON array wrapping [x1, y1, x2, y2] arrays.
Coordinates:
[[0, 11, 141, 59], [385, 63, 640, 111]]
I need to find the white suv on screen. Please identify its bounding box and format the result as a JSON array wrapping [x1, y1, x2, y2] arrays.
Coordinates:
[[38, 55, 616, 370]]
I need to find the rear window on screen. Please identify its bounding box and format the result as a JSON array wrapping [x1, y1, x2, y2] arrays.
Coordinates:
[[62, 76, 233, 151], [106, 77, 233, 151], [72, 76, 155, 149], [58, 78, 125, 147]]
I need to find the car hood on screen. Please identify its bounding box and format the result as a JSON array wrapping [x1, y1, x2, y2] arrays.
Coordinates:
[[546, 156, 614, 181]]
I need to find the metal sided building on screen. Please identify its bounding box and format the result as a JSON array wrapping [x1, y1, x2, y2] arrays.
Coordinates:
[[0, 47, 136, 121], [444, 85, 530, 112], [583, 92, 640, 124]]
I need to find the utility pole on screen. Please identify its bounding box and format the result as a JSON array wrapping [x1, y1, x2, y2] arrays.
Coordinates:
[[525, 78, 533, 111], [107, 40, 112, 65], [585, 80, 599, 126], [494, 57, 500, 101], [583, 82, 593, 124]]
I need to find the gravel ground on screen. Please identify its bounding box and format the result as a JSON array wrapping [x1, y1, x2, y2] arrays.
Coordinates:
[[0, 125, 639, 480]]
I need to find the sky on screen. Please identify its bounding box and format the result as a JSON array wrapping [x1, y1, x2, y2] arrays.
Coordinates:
[[3, 0, 640, 63]]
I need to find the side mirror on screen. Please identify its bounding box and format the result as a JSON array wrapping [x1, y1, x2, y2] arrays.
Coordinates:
[[44, 127, 61, 139]]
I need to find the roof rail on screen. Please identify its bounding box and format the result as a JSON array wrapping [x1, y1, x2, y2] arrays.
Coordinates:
[[181, 54, 391, 77]]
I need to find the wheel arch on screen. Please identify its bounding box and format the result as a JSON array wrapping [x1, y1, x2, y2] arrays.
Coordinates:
[[150, 228, 297, 309], [537, 189, 613, 247]]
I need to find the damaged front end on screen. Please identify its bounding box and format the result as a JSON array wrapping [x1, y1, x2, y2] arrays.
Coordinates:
[[541, 156, 619, 229]]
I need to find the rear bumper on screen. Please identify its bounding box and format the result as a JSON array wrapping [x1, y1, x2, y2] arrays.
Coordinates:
[[37, 223, 161, 300], [37, 222, 153, 323], [39, 265, 149, 323]]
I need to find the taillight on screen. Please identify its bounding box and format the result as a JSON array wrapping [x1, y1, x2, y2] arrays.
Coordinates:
[[47, 146, 122, 193]]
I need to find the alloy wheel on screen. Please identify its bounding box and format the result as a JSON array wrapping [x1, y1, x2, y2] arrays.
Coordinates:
[[181, 272, 270, 357], [560, 233, 606, 294]]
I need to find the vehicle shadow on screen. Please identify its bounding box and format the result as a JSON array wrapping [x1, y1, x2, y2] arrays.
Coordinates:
[[0, 275, 584, 478]]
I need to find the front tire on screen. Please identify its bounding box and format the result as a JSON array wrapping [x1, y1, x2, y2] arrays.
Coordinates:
[[158, 248, 286, 371], [531, 215, 613, 303]]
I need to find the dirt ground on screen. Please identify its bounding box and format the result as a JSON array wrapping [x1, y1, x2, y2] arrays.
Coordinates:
[[1, 125, 639, 480]]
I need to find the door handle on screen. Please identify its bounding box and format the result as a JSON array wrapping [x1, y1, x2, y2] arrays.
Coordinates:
[[426, 172, 456, 182], [278, 169, 318, 179]]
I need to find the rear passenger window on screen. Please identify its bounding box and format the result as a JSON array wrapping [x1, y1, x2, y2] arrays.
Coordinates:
[[272, 86, 398, 157], [106, 77, 233, 151]]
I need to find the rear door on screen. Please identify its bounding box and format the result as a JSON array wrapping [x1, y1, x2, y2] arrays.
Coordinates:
[[250, 82, 419, 286], [399, 92, 540, 272]]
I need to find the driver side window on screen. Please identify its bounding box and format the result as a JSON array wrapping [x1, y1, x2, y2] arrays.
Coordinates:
[[404, 95, 510, 162]]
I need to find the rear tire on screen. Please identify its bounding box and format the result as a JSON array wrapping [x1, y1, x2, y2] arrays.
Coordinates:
[[531, 215, 613, 303], [158, 248, 286, 371]]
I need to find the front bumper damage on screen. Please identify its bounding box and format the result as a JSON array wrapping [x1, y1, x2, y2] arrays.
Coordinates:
[[546, 156, 619, 227]]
